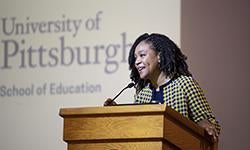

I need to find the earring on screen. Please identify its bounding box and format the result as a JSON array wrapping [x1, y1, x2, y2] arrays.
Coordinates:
[[158, 60, 161, 67]]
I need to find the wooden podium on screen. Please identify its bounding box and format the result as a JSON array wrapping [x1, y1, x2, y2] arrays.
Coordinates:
[[59, 104, 217, 150]]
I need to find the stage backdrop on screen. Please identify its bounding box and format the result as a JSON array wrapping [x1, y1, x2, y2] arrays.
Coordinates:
[[0, 0, 180, 149]]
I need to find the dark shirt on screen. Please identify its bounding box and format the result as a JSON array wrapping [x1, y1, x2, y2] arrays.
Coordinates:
[[151, 79, 173, 104]]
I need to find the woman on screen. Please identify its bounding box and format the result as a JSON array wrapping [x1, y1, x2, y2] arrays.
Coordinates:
[[105, 33, 220, 141]]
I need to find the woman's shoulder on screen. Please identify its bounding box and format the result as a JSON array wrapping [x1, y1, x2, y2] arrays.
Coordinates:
[[172, 75, 194, 85], [138, 84, 152, 93], [172, 75, 204, 95], [134, 83, 152, 103], [170, 75, 201, 90]]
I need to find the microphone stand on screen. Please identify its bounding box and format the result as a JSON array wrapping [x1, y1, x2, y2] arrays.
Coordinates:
[[109, 82, 135, 104]]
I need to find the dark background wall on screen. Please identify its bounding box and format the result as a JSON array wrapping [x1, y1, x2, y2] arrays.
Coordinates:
[[181, 0, 250, 149]]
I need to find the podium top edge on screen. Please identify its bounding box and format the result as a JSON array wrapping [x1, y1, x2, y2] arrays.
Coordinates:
[[59, 104, 166, 117]]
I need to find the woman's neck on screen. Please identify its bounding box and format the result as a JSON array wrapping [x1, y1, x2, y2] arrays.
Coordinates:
[[150, 72, 170, 90]]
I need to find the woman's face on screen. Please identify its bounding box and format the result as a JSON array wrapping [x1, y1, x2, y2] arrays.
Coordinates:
[[134, 41, 160, 80]]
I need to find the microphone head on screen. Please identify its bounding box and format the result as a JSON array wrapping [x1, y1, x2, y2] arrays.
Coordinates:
[[127, 82, 135, 88]]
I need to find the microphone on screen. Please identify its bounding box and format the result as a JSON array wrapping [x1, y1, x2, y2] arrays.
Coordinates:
[[109, 82, 135, 104]]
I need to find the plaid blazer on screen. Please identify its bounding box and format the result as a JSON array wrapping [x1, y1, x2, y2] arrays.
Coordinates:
[[134, 75, 221, 133]]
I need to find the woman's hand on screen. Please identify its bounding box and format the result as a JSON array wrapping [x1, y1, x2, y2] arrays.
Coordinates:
[[198, 119, 219, 142], [103, 98, 117, 106]]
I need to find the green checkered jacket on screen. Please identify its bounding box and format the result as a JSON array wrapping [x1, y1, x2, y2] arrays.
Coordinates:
[[134, 75, 221, 133]]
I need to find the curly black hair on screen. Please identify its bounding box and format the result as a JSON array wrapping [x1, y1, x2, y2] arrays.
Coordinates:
[[128, 33, 192, 92]]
